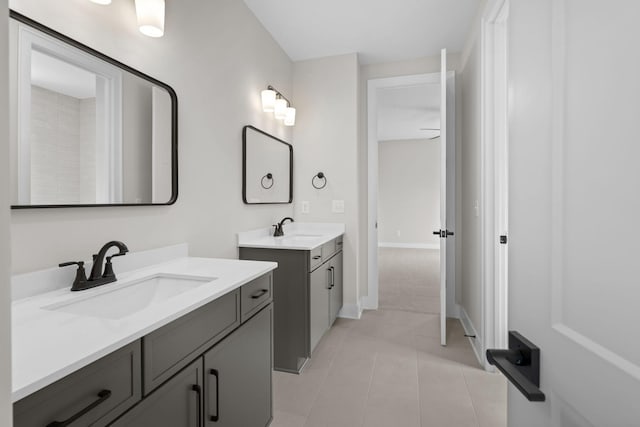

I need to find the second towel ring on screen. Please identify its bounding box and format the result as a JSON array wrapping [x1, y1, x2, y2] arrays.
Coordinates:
[[312, 172, 327, 189], [261, 173, 274, 189]]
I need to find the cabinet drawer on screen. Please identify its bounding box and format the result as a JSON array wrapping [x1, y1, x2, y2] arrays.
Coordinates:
[[14, 341, 141, 427], [321, 240, 336, 261], [309, 246, 323, 271], [241, 273, 273, 322], [143, 290, 240, 394]]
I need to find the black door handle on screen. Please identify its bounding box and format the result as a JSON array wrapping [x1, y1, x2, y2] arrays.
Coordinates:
[[191, 384, 202, 427], [433, 229, 454, 238], [486, 331, 545, 402], [46, 389, 112, 426], [209, 369, 219, 422]]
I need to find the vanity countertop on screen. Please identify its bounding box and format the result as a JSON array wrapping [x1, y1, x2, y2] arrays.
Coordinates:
[[237, 222, 345, 250], [11, 256, 277, 402]]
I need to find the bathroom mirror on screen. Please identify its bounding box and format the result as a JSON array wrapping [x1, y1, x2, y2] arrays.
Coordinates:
[[9, 11, 178, 208], [243, 126, 293, 204]]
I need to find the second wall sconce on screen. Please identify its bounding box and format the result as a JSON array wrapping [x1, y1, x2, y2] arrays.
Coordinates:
[[261, 85, 296, 126], [90, 0, 165, 38]]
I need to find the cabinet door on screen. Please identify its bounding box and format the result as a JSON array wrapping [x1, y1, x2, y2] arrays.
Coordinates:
[[204, 304, 273, 427], [309, 264, 330, 354], [329, 252, 343, 326], [111, 359, 203, 427]]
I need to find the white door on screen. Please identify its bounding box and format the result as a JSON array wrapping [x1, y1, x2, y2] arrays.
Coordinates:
[[438, 48, 448, 346], [508, 0, 640, 425]]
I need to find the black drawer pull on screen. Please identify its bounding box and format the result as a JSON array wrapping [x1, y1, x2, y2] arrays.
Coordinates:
[[192, 385, 202, 427], [250, 289, 269, 299], [46, 389, 112, 427], [312, 255, 322, 260], [209, 369, 219, 422]]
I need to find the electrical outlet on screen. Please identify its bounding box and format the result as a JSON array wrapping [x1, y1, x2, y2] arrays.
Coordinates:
[[332, 200, 345, 213], [301, 201, 310, 214]]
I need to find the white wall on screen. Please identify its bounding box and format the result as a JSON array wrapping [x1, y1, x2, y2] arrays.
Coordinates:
[[292, 53, 361, 313], [459, 1, 487, 338], [9, 0, 295, 274], [0, 0, 13, 421], [378, 138, 440, 247]]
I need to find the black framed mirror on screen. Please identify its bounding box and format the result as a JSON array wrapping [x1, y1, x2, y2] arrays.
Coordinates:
[[9, 11, 178, 208], [242, 125, 293, 204]]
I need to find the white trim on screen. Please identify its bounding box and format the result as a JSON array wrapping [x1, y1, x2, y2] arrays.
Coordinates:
[[480, 0, 510, 370], [367, 71, 456, 316], [338, 302, 362, 320], [378, 242, 440, 250], [459, 306, 485, 368]]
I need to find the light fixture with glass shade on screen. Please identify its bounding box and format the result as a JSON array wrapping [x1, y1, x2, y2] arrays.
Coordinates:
[[284, 107, 296, 126], [261, 89, 276, 112], [135, 0, 165, 38], [262, 85, 296, 126]]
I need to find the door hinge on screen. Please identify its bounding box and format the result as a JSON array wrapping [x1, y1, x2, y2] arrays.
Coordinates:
[[500, 235, 508, 244]]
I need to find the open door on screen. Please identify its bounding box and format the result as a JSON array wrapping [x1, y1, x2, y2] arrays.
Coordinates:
[[496, 0, 640, 424], [435, 48, 451, 346]]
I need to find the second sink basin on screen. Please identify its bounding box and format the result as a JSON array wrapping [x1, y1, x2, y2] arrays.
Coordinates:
[[43, 273, 216, 320]]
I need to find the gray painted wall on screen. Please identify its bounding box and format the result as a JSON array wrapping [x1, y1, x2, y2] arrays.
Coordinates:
[[9, 0, 295, 274], [378, 138, 440, 246]]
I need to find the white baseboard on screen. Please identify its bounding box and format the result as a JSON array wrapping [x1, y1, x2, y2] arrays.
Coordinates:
[[359, 295, 377, 311], [338, 302, 363, 319], [378, 242, 440, 250], [459, 306, 484, 368]]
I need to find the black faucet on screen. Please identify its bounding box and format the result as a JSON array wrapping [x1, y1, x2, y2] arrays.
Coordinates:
[[273, 217, 294, 237], [59, 241, 129, 291]]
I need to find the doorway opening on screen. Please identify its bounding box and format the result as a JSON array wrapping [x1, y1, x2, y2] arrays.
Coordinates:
[[365, 69, 457, 345]]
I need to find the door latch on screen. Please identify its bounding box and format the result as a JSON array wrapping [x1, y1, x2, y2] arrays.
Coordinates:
[[433, 229, 454, 238], [500, 235, 508, 244]]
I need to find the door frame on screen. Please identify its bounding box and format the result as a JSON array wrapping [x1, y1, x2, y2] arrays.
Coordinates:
[[480, 0, 510, 369], [364, 72, 457, 317]]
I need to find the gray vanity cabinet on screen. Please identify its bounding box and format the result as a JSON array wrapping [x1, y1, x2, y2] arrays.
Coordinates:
[[239, 236, 343, 372], [204, 304, 273, 427], [328, 252, 343, 326], [309, 265, 330, 353], [14, 341, 141, 427], [110, 359, 203, 427]]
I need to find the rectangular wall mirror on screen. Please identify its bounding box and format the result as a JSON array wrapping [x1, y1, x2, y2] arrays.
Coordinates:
[[243, 125, 293, 204], [9, 11, 178, 208]]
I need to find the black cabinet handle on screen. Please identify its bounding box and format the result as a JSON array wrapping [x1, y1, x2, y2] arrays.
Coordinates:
[[46, 389, 112, 427], [486, 331, 545, 402], [312, 255, 322, 260], [209, 369, 219, 422], [191, 384, 202, 427], [330, 266, 335, 289], [250, 289, 269, 299]]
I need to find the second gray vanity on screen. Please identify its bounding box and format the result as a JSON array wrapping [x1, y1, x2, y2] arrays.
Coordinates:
[[238, 223, 344, 373]]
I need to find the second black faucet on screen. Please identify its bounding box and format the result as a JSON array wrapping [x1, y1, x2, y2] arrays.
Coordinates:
[[273, 217, 294, 237]]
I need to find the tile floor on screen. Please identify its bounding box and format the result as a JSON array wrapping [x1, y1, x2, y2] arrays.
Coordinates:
[[271, 248, 507, 427]]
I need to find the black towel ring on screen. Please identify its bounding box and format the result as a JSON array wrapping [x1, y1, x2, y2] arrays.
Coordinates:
[[312, 172, 327, 189], [261, 173, 274, 189]]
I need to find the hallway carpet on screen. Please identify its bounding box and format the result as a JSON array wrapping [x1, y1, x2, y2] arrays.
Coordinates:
[[271, 248, 507, 427]]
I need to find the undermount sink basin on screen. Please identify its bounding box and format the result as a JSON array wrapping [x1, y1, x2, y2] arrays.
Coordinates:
[[43, 273, 216, 320]]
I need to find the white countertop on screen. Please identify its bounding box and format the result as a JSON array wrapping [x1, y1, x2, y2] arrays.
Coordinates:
[[237, 222, 345, 250], [11, 256, 277, 402]]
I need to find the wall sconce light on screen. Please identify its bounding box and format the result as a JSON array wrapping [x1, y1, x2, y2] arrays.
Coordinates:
[[312, 172, 327, 189], [135, 0, 165, 38], [89, 0, 165, 37], [262, 85, 296, 126]]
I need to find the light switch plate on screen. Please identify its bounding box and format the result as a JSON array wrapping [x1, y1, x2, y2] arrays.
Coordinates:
[[332, 200, 345, 213], [301, 201, 310, 214]]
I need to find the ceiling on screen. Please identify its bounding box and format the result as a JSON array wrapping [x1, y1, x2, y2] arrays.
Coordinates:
[[243, 0, 481, 64], [31, 51, 96, 99], [377, 83, 440, 141]]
